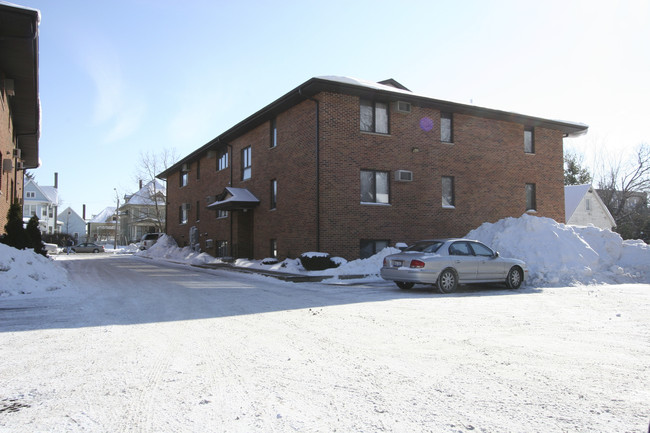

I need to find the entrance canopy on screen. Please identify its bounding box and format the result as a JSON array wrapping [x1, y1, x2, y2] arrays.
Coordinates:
[[207, 187, 260, 211]]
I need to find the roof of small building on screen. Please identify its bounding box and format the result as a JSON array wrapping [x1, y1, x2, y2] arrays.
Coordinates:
[[565, 184, 593, 220], [89, 207, 116, 223]]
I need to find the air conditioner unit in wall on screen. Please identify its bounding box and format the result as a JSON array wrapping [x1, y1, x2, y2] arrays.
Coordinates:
[[395, 170, 414, 182], [12, 148, 21, 159], [181, 163, 190, 172], [16, 162, 24, 170], [396, 101, 411, 113]]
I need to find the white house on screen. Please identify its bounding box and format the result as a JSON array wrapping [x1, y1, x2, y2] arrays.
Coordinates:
[[118, 180, 166, 243], [58, 207, 86, 241], [23, 178, 60, 234], [88, 207, 116, 242], [565, 184, 616, 230]]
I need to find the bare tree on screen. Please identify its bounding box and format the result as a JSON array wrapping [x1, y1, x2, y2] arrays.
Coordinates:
[[597, 144, 650, 241], [131, 148, 180, 233]]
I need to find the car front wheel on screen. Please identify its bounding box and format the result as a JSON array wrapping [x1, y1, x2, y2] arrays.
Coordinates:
[[396, 282, 414, 290], [506, 267, 523, 289], [92, 249, 99, 253], [437, 268, 458, 294]]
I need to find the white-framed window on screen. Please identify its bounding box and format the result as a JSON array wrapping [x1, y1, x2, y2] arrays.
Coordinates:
[[270, 179, 277, 209], [441, 112, 453, 143], [360, 99, 389, 134], [179, 203, 190, 225], [524, 127, 534, 153], [361, 170, 389, 204], [270, 118, 278, 148], [526, 183, 537, 211], [242, 146, 252, 180], [218, 149, 228, 171], [180, 171, 188, 187], [442, 176, 455, 208], [217, 209, 228, 219]]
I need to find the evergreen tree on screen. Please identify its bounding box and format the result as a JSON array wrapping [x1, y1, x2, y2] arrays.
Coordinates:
[[26, 215, 47, 257], [1, 201, 28, 250], [564, 152, 592, 185]]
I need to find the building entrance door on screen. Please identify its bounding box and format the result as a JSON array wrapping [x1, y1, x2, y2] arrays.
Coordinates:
[[236, 210, 254, 259]]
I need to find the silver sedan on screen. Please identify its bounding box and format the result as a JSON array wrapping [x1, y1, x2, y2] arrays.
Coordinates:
[[381, 239, 527, 293]]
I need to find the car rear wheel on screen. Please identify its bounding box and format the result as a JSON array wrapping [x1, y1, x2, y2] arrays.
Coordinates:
[[92, 249, 99, 253], [437, 268, 458, 293], [506, 266, 523, 289], [396, 282, 414, 290]]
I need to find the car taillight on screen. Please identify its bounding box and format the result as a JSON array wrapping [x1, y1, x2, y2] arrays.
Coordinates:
[[410, 260, 425, 269], [383, 258, 388, 266]]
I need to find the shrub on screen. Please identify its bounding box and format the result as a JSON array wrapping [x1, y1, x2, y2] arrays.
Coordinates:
[[299, 252, 340, 271]]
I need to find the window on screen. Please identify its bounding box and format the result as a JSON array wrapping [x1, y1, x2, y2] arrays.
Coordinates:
[[585, 199, 591, 211], [360, 170, 389, 204], [179, 203, 189, 225], [470, 242, 494, 257], [242, 146, 252, 180], [217, 209, 228, 219], [196, 160, 201, 180], [217, 240, 229, 257], [270, 118, 277, 148], [270, 179, 277, 209], [441, 112, 453, 143], [442, 176, 455, 208], [360, 239, 389, 259], [524, 127, 534, 153], [526, 183, 537, 211], [26, 191, 35, 198], [270, 239, 277, 258], [449, 242, 472, 256], [360, 99, 389, 134], [196, 200, 200, 221], [218, 149, 229, 171], [180, 171, 188, 187]]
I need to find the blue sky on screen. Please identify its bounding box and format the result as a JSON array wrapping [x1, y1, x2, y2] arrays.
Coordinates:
[[15, 0, 650, 218]]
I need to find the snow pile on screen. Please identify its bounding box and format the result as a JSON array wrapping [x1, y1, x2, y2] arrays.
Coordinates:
[[130, 217, 650, 287], [467, 214, 650, 286], [135, 235, 225, 267], [0, 243, 69, 297]]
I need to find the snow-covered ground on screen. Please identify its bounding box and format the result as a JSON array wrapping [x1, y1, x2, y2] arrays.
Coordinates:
[[1, 215, 649, 432]]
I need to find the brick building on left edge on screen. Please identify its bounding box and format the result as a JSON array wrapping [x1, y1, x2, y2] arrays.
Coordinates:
[[0, 3, 40, 229]]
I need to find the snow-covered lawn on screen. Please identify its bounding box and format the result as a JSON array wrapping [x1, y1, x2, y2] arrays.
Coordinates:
[[1, 215, 649, 432]]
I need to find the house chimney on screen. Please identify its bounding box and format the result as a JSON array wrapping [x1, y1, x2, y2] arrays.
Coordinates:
[[54, 172, 58, 189], [139, 179, 143, 190], [83, 204, 86, 220]]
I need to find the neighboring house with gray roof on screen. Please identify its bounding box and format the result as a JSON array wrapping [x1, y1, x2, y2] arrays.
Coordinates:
[[565, 184, 615, 230], [23, 178, 60, 234], [118, 180, 166, 243]]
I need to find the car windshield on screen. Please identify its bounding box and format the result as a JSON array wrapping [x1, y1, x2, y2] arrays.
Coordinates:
[[404, 241, 444, 253]]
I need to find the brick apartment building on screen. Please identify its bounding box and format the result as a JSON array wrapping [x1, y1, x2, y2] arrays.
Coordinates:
[[0, 3, 40, 230], [158, 76, 588, 260]]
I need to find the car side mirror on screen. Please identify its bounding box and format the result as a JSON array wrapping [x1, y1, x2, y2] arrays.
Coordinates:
[[494, 251, 500, 258]]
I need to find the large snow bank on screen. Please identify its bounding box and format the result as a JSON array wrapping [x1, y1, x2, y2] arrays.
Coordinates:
[[0, 243, 69, 297], [467, 214, 650, 286], [130, 217, 650, 287]]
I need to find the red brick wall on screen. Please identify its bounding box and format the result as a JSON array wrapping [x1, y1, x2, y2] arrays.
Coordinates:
[[0, 84, 24, 232], [166, 91, 567, 260]]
